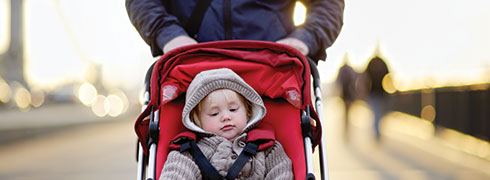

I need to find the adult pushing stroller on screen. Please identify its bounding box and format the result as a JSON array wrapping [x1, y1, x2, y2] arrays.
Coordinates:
[[135, 40, 329, 180]]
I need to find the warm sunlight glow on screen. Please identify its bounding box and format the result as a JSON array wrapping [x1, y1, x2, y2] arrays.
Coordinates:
[[293, 1, 306, 26], [349, 100, 373, 129], [439, 128, 490, 160], [382, 112, 435, 140], [24, 0, 87, 88], [469, 83, 489, 91], [0, 0, 10, 54], [23, 0, 152, 91], [321, 0, 490, 89]]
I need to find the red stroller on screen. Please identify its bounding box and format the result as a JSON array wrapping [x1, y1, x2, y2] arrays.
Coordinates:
[[135, 40, 329, 180]]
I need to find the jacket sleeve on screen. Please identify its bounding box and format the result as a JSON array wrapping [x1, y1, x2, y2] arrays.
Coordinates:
[[264, 142, 294, 180], [288, 0, 345, 62], [159, 151, 201, 180], [126, 0, 189, 57]]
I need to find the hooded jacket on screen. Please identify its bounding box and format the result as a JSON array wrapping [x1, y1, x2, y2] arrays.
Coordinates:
[[125, 0, 344, 62], [159, 68, 293, 179]]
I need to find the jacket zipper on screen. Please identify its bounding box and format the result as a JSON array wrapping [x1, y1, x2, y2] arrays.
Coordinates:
[[223, 0, 232, 40]]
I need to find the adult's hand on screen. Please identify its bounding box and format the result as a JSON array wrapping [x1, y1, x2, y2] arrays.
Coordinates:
[[276, 37, 309, 56], [163, 35, 198, 53]]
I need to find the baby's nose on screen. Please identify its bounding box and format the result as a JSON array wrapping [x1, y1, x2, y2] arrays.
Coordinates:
[[221, 113, 231, 121]]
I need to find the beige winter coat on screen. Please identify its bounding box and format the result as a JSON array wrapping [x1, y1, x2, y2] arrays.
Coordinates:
[[159, 134, 293, 180]]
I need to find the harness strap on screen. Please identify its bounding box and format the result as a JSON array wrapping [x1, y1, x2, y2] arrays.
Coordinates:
[[226, 142, 259, 180], [180, 140, 260, 180], [180, 140, 222, 180]]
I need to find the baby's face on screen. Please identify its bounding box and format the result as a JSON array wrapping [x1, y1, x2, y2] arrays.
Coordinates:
[[198, 89, 248, 140]]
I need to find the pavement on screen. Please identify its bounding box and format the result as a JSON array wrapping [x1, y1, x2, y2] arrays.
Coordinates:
[[0, 103, 139, 144], [1, 97, 490, 179], [318, 97, 490, 179]]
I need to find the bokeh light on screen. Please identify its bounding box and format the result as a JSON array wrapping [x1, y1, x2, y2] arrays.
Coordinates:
[[110, 89, 129, 111], [77, 82, 97, 106], [293, 1, 306, 26], [30, 88, 45, 107], [382, 73, 396, 93], [421, 105, 436, 122], [0, 77, 11, 103], [139, 88, 147, 106], [14, 86, 32, 111], [91, 95, 107, 117], [105, 94, 124, 117]]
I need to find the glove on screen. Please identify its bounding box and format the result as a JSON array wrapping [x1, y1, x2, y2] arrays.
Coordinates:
[[163, 35, 198, 53], [276, 37, 309, 56]]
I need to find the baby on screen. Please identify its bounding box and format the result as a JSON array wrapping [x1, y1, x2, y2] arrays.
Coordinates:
[[160, 68, 293, 180]]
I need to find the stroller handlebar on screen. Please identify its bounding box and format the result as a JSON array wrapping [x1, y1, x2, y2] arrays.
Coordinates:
[[144, 62, 157, 95], [307, 57, 321, 90]]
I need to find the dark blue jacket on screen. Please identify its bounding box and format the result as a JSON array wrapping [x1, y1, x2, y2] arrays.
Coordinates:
[[126, 0, 344, 61]]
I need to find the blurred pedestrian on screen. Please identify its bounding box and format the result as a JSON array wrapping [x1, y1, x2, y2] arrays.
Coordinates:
[[336, 57, 358, 141], [364, 56, 389, 141], [125, 0, 344, 63]]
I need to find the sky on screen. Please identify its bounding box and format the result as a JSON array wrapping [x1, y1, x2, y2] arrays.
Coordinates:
[[0, 0, 9, 54], [1, 0, 490, 92], [20, 0, 155, 91], [322, 0, 490, 89]]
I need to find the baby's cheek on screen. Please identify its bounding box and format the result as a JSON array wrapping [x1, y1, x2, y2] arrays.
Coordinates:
[[202, 122, 218, 133], [200, 121, 211, 131]]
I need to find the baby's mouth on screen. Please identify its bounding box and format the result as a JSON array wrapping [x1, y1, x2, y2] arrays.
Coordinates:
[[221, 124, 235, 131]]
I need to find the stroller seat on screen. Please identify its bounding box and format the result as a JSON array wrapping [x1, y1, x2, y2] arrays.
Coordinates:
[[135, 40, 326, 180]]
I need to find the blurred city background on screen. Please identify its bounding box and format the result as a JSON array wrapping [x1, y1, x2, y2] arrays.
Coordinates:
[[0, 0, 489, 179]]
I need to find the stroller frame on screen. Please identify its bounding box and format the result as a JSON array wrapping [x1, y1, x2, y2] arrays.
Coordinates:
[[135, 41, 329, 180]]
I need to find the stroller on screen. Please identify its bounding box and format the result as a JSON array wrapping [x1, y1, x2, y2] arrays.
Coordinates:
[[135, 40, 329, 180]]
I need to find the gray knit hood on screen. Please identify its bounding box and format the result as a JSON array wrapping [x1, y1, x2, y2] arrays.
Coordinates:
[[183, 68, 266, 135]]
